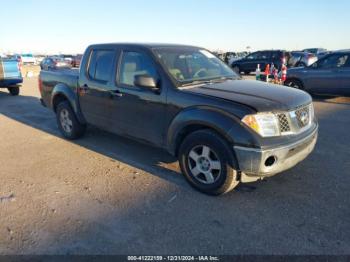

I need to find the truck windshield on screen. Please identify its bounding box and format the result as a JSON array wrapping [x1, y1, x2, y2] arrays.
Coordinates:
[[154, 48, 238, 86]]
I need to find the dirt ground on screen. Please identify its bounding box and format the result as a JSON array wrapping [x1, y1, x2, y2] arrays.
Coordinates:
[[0, 76, 349, 255]]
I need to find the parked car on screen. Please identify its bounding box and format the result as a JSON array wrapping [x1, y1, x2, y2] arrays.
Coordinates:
[[20, 53, 36, 65], [231, 50, 290, 74], [61, 54, 74, 63], [39, 43, 318, 195], [40, 57, 72, 70], [288, 51, 318, 67], [71, 54, 82, 68], [0, 57, 23, 95], [285, 51, 350, 96]]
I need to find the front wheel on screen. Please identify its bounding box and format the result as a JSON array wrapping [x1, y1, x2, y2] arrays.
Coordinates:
[[8, 86, 20, 96], [178, 130, 239, 195], [56, 101, 86, 140]]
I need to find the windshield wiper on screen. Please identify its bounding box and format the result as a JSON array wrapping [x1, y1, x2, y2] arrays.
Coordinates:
[[180, 76, 237, 87]]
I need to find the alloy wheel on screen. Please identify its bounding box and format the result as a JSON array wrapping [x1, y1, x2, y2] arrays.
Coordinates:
[[60, 109, 73, 133], [188, 145, 222, 184]]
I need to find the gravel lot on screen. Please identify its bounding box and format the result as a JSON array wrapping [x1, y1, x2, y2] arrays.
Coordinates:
[[0, 76, 349, 255]]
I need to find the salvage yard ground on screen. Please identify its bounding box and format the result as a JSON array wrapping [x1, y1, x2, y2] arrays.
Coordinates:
[[0, 76, 350, 254]]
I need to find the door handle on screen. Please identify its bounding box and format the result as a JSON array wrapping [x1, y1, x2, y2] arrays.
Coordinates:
[[109, 90, 123, 98]]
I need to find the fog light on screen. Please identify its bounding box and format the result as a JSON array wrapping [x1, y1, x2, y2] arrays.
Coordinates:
[[265, 156, 277, 167]]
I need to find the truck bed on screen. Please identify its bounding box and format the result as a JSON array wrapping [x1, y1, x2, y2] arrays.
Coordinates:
[[0, 59, 23, 86], [39, 68, 79, 108]]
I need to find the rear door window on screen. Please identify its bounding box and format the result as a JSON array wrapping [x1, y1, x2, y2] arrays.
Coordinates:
[[88, 50, 115, 82]]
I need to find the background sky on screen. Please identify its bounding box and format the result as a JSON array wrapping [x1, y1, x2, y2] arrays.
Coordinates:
[[1, 0, 349, 54]]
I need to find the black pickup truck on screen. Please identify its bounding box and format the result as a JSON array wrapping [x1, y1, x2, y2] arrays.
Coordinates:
[[39, 43, 318, 195]]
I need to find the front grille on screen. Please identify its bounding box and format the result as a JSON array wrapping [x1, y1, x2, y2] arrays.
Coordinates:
[[276, 104, 313, 135], [295, 105, 310, 128], [277, 113, 291, 133]]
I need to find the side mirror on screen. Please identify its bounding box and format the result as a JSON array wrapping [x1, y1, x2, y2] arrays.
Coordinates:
[[134, 75, 158, 90]]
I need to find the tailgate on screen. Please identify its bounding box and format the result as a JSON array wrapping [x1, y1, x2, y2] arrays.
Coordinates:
[[0, 60, 21, 79]]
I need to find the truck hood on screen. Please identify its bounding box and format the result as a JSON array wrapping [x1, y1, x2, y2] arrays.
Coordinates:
[[182, 79, 312, 112]]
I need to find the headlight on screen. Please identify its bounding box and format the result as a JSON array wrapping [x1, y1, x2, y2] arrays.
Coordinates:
[[242, 113, 280, 137]]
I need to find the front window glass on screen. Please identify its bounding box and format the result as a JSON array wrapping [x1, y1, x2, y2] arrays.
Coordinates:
[[119, 51, 158, 86], [154, 48, 237, 85], [318, 54, 349, 69]]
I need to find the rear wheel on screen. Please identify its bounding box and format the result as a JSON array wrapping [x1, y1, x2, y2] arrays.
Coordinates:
[[178, 130, 239, 195], [285, 79, 304, 90], [56, 101, 86, 140], [8, 86, 20, 96]]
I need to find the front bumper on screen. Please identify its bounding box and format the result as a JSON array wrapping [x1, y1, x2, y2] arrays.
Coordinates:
[[234, 125, 318, 178]]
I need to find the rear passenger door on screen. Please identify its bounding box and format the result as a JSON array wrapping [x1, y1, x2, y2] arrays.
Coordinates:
[[111, 49, 167, 146], [79, 48, 118, 131]]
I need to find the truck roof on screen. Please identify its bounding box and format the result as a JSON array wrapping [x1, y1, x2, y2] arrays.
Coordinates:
[[87, 43, 203, 49]]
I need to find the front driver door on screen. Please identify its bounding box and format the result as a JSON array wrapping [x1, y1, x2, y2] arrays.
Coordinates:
[[110, 49, 167, 146], [303, 54, 344, 95]]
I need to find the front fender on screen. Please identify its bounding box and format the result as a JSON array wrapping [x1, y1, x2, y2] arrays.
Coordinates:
[[166, 106, 259, 155], [51, 84, 86, 124]]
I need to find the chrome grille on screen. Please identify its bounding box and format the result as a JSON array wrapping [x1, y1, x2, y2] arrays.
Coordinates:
[[276, 103, 313, 135], [277, 113, 291, 133], [295, 105, 310, 128]]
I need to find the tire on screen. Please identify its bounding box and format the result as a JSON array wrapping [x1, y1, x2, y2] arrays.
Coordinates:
[[232, 66, 241, 74], [56, 101, 86, 140], [178, 129, 239, 195], [8, 86, 20, 96], [285, 79, 304, 90]]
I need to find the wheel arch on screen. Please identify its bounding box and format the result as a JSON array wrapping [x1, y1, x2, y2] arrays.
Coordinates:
[[166, 107, 253, 157], [51, 84, 86, 124]]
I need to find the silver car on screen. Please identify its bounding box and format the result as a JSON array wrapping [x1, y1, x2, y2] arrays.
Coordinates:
[[285, 51, 350, 96]]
